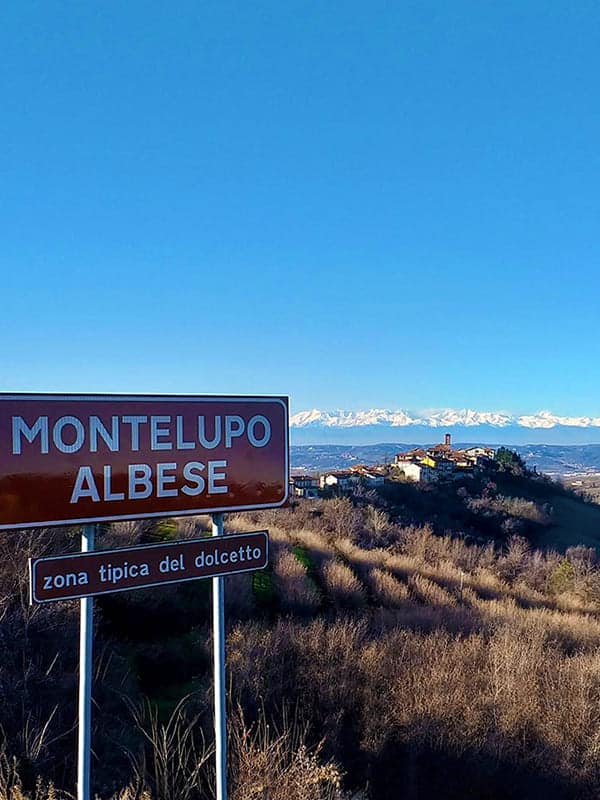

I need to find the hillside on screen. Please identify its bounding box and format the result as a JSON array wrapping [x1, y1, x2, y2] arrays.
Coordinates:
[[291, 447, 600, 552], [291, 443, 600, 476], [2, 476, 600, 798], [380, 467, 600, 554]]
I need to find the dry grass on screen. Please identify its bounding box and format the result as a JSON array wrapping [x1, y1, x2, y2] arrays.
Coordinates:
[[273, 551, 321, 613], [222, 501, 600, 794], [224, 572, 256, 617], [321, 561, 366, 610], [125, 696, 212, 800], [408, 574, 457, 607], [7, 496, 600, 798], [229, 708, 347, 800], [468, 495, 552, 525], [228, 614, 600, 792], [0, 745, 65, 800], [333, 539, 386, 577], [175, 515, 213, 538], [291, 529, 335, 566], [367, 568, 410, 607]]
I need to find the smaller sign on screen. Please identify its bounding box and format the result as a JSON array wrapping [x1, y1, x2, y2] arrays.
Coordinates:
[[29, 531, 269, 604]]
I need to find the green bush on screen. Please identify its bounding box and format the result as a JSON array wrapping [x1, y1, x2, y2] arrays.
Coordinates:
[[145, 519, 179, 543], [548, 558, 576, 595]]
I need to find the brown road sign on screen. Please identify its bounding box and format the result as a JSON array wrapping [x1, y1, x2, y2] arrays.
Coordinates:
[[29, 530, 269, 603], [0, 394, 289, 530]]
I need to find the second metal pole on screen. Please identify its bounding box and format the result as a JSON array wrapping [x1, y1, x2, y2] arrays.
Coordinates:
[[77, 524, 95, 800], [212, 512, 227, 800]]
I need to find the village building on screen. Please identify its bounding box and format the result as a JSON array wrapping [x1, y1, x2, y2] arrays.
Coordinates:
[[464, 446, 496, 459], [319, 471, 360, 492], [394, 448, 428, 465], [290, 438, 497, 493], [349, 465, 386, 487], [396, 462, 437, 483], [290, 474, 320, 498], [361, 471, 385, 487], [431, 456, 456, 477], [463, 446, 496, 465], [392, 434, 494, 483]]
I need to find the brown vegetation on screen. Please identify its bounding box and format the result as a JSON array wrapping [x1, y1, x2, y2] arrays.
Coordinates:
[[3, 495, 600, 798]]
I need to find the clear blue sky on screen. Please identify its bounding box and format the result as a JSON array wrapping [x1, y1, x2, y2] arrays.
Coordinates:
[[1, 1, 599, 416]]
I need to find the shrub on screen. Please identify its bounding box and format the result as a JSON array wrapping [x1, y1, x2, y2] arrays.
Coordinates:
[[224, 572, 256, 617], [273, 551, 321, 614], [368, 569, 409, 607], [321, 561, 366, 610], [320, 498, 363, 542], [408, 574, 456, 607], [143, 519, 178, 543], [230, 709, 347, 800], [548, 559, 576, 596]]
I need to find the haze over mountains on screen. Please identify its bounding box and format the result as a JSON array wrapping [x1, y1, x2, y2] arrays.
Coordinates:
[[291, 408, 600, 445]]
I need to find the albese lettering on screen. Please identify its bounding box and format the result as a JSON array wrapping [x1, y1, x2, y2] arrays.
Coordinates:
[[69, 460, 229, 504]]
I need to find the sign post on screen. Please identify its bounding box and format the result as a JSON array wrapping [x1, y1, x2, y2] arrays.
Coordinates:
[[2, 393, 288, 800], [212, 513, 227, 800], [29, 530, 270, 799], [77, 524, 95, 800]]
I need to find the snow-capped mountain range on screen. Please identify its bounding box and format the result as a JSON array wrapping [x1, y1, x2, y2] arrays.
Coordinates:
[[291, 409, 600, 429], [290, 409, 600, 445]]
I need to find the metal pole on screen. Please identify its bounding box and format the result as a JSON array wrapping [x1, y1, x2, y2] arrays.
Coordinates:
[[77, 524, 95, 800], [212, 512, 227, 800]]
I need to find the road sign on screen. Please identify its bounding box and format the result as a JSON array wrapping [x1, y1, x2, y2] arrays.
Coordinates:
[[29, 530, 269, 603], [0, 394, 288, 529]]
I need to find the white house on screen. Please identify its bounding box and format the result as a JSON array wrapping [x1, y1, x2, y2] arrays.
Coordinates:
[[395, 462, 436, 483], [464, 447, 496, 461], [319, 471, 359, 492]]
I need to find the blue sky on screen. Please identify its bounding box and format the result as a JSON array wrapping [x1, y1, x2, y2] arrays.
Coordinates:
[[1, 1, 599, 416]]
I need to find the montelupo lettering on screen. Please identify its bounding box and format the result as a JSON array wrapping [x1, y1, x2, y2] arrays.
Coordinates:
[[11, 413, 273, 454]]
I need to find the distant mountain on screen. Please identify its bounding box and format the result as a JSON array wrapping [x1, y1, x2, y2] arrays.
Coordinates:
[[290, 443, 600, 476], [291, 443, 413, 473], [290, 408, 600, 445], [511, 444, 600, 475]]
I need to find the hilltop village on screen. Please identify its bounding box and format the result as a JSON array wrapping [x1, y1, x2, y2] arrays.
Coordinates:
[[291, 434, 497, 498]]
